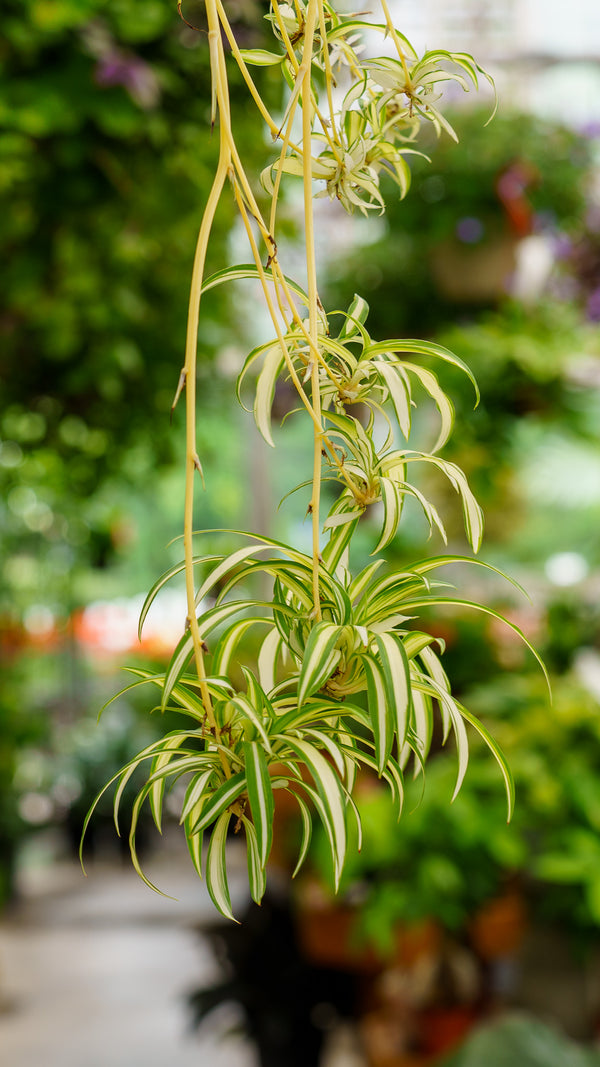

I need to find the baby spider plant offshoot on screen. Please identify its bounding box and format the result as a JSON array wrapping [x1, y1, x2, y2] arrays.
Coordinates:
[[82, 0, 547, 920]]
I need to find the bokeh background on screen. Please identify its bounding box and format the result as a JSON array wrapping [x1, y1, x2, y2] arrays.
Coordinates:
[[2, 1, 600, 1065]]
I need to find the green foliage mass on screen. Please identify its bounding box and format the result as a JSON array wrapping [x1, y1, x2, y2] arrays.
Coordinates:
[[0, 0, 272, 602]]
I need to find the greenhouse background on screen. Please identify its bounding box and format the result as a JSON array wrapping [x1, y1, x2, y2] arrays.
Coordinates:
[[2, 0, 600, 1064]]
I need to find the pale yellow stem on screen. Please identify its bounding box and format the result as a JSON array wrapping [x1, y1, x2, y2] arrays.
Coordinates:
[[379, 0, 412, 84], [215, 0, 281, 137], [317, 0, 339, 142], [182, 7, 235, 771], [299, 0, 323, 620]]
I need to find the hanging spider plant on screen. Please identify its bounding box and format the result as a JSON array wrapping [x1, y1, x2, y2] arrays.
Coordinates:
[[82, 0, 545, 920]]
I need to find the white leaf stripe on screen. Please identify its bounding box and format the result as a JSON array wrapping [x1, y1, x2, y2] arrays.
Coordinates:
[[459, 706, 515, 822], [149, 735, 185, 833], [229, 694, 272, 751], [402, 361, 454, 452], [201, 263, 308, 304], [402, 596, 550, 693], [255, 344, 285, 446], [414, 676, 469, 800], [242, 817, 267, 904], [305, 729, 347, 779], [127, 785, 173, 897], [180, 770, 214, 823], [191, 772, 246, 834], [195, 545, 270, 606], [205, 812, 238, 922], [376, 359, 411, 439], [291, 794, 313, 878], [365, 337, 479, 404], [257, 628, 282, 693], [295, 780, 344, 889], [419, 645, 451, 741], [362, 653, 393, 775], [410, 688, 434, 762], [284, 737, 347, 884], [137, 556, 214, 640], [372, 477, 402, 554], [373, 632, 411, 749], [297, 622, 343, 707], [212, 618, 260, 677], [185, 826, 203, 879], [161, 599, 271, 709], [244, 741, 274, 867]]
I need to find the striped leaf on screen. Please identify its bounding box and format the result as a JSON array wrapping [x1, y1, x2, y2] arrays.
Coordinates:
[[180, 770, 214, 824], [211, 618, 261, 677], [229, 693, 272, 751], [242, 817, 267, 904], [244, 741, 274, 867], [365, 338, 479, 405], [402, 596, 550, 694], [149, 735, 186, 833], [297, 622, 343, 707], [376, 359, 412, 439], [284, 737, 347, 884], [459, 706, 515, 821], [372, 477, 403, 554], [257, 627, 282, 693], [373, 632, 411, 750], [191, 772, 246, 834], [291, 793, 313, 878], [128, 784, 171, 897], [137, 556, 213, 640], [201, 264, 308, 304], [185, 825, 204, 880], [205, 812, 238, 922], [255, 344, 285, 446], [195, 544, 269, 606], [362, 653, 393, 775], [403, 361, 455, 452]]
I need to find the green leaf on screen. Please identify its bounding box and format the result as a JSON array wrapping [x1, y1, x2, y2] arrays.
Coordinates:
[[244, 741, 274, 867], [238, 48, 284, 66], [205, 812, 238, 922]]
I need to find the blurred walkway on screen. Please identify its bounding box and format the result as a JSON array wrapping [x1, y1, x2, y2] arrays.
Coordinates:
[[0, 835, 258, 1067]]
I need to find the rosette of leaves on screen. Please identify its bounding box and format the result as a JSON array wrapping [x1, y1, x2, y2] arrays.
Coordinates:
[[83, 0, 543, 920]]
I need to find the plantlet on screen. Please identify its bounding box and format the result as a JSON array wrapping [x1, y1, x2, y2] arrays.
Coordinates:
[[83, 0, 546, 920]]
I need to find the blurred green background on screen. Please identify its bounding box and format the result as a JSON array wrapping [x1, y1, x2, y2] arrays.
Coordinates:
[[2, 0, 600, 1060]]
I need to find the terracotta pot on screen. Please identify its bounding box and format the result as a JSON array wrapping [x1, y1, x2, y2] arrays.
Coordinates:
[[469, 891, 527, 960]]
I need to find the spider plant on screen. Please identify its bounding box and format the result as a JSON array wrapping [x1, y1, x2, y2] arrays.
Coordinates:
[[82, 0, 546, 920]]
